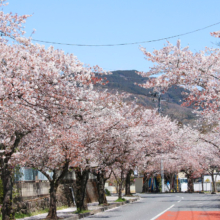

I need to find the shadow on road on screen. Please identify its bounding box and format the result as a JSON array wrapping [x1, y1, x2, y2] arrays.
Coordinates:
[[87, 215, 120, 219], [140, 196, 173, 198], [176, 204, 220, 209], [201, 213, 220, 217]]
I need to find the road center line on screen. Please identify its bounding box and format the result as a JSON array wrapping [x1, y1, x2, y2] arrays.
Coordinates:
[[150, 204, 175, 220], [178, 200, 181, 202]]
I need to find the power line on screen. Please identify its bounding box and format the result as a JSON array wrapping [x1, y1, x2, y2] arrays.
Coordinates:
[[32, 21, 220, 47]]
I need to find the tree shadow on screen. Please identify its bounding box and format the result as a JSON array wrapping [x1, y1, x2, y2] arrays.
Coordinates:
[[201, 213, 220, 218], [87, 214, 121, 218], [176, 204, 220, 209], [141, 196, 173, 198]]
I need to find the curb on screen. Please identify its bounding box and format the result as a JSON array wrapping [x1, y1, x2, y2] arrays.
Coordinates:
[[63, 198, 139, 220]]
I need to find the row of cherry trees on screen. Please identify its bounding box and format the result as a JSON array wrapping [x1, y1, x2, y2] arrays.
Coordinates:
[[0, 1, 179, 219], [1, 1, 220, 219], [137, 29, 220, 193]]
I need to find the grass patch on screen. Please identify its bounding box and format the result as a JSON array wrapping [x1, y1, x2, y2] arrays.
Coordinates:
[[0, 205, 69, 219], [115, 198, 126, 202], [105, 189, 111, 196], [57, 205, 68, 210], [74, 209, 90, 214], [15, 212, 33, 219]]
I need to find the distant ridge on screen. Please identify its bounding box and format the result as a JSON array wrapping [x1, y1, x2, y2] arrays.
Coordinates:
[[97, 70, 197, 125]]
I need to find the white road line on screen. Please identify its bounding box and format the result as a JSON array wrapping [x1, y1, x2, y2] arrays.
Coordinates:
[[150, 204, 175, 220], [181, 197, 184, 199], [178, 200, 181, 203]]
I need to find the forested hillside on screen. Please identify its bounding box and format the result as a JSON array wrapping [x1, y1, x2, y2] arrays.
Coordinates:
[[97, 70, 197, 125]]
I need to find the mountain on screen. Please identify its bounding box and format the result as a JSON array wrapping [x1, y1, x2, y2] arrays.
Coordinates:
[[96, 70, 197, 125]]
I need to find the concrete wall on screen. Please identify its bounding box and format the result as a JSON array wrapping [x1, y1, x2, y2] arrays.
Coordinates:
[[194, 182, 212, 192], [14, 179, 99, 214], [86, 180, 99, 203], [16, 182, 50, 198], [104, 183, 136, 194], [14, 182, 75, 214], [135, 178, 143, 193], [15, 179, 98, 201], [16, 168, 97, 182], [130, 185, 135, 193], [203, 174, 220, 182], [106, 185, 117, 194]]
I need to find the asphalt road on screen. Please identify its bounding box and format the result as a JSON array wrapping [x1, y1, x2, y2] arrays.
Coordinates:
[[84, 193, 220, 220]]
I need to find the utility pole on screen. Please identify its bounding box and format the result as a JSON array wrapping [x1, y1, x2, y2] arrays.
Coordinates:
[[158, 92, 164, 193], [151, 91, 164, 193], [158, 91, 161, 114], [176, 174, 179, 192], [161, 158, 164, 193]]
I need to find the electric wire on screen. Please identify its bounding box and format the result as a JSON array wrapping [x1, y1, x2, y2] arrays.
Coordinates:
[[31, 21, 220, 47]]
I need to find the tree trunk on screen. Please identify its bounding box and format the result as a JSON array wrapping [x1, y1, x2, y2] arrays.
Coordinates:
[[125, 170, 132, 196], [168, 174, 171, 192], [115, 182, 119, 194], [118, 182, 123, 199], [170, 174, 175, 192], [201, 174, 204, 192], [73, 168, 89, 211], [46, 181, 59, 219], [1, 133, 25, 220], [40, 165, 69, 219], [142, 173, 149, 193], [1, 165, 14, 220], [118, 170, 125, 199], [97, 171, 107, 205], [150, 176, 154, 192], [187, 176, 194, 193], [211, 172, 216, 193]]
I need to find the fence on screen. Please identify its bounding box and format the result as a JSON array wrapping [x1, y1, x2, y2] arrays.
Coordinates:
[[193, 182, 212, 192]]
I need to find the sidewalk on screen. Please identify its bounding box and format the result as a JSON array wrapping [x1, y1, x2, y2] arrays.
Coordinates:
[[18, 196, 140, 220]]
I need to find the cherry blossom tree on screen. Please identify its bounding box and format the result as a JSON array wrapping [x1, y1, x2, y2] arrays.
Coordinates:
[[138, 31, 220, 118], [91, 101, 145, 200], [163, 158, 180, 192], [137, 31, 220, 193], [19, 127, 82, 219], [198, 127, 220, 193], [0, 1, 107, 219], [72, 92, 134, 207]]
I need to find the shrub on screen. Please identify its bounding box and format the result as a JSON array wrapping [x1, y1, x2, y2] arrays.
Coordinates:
[[105, 189, 111, 196]]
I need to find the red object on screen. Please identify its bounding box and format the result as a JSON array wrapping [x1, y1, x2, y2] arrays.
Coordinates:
[[157, 211, 220, 220]]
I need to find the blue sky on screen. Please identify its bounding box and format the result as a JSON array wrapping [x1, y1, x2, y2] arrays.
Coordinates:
[[3, 0, 220, 72]]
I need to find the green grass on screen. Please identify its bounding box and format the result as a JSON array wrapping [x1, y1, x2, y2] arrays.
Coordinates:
[[73, 209, 90, 214], [15, 212, 33, 219], [105, 189, 111, 196], [115, 198, 126, 202], [0, 205, 69, 219], [57, 206, 68, 210]]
